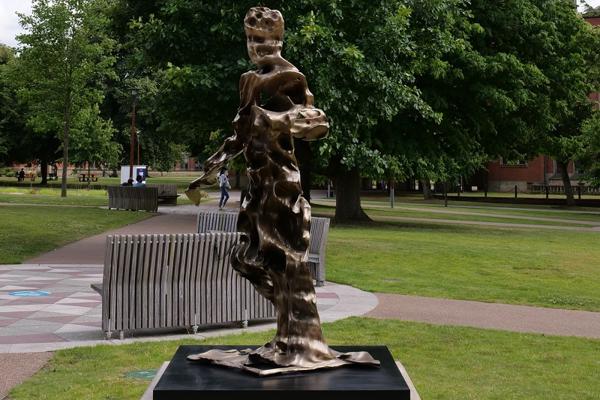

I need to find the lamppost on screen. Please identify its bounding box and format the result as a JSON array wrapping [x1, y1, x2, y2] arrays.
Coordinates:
[[129, 89, 138, 180], [136, 130, 142, 166]]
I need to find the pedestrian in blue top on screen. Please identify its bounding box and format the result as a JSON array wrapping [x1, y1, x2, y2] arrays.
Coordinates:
[[218, 167, 231, 210]]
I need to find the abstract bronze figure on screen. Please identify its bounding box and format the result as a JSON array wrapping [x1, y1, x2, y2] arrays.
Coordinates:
[[186, 6, 379, 375]]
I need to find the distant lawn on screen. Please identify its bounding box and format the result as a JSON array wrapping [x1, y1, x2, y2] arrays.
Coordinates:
[[359, 200, 600, 223], [0, 187, 108, 206], [11, 318, 600, 400], [0, 205, 152, 263], [313, 199, 600, 227], [0, 174, 199, 189], [322, 221, 600, 311]]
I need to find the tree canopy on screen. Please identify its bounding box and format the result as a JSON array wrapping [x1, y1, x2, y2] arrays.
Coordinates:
[[14, 0, 117, 195]]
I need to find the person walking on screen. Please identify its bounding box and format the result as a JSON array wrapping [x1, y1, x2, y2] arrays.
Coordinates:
[[218, 167, 231, 210]]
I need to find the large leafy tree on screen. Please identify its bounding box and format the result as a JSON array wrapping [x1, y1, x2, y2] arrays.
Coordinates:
[[0, 44, 61, 180], [108, 0, 600, 216], [111, 0, 477, 221], [520, 0, 600, 205], [0, 44, 17, 162], [15, 0, 117, 196]]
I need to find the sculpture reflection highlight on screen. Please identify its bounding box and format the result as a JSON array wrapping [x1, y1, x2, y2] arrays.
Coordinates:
[[186, 6, 379, 375]]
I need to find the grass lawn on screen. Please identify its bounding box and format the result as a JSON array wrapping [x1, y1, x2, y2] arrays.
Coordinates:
[[0, 174, 199, 189], [0, 187, 108, 206], [321, 221, 600, 311], [314, 199, 600, 227], [0, 205, 152, 263], [11, 318, 600, 400], [314, 205, 596, 228]]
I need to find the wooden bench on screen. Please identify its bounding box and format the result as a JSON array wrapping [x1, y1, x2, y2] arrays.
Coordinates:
[[196, 210, 330, 286], [107, 186, 158, 212], [78, 173, 98, 182], [91, 232, 275, 339], [149, 184, 179, 205], [306, 217, 330, 287], [197, 210, 239, 233]]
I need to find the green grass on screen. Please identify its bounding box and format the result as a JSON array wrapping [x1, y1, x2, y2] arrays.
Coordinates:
[[314, 205, 596, 228], [359, 199, 600, 222], [322, 221, 600, 311], [314, 199, 600, 227], [10, 318, 600, 400], [0, 174, 199, 189], [0, 205, 152, 263], [0, 187, 109, 206]]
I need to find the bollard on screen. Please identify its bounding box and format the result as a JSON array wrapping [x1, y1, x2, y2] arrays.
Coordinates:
[[514, 184, 518, 199]]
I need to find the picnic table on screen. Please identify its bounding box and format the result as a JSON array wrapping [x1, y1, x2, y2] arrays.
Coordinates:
[[78, 173, 98, 182]]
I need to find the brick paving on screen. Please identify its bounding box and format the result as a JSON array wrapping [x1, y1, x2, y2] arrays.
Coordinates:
[[0, 263, 376, 352]]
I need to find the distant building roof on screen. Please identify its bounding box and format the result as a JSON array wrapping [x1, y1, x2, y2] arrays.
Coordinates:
[[584, 16, 600, 26]]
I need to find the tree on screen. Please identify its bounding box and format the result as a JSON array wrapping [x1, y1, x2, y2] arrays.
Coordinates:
[[580, 111, 600, 186], [519, 0, 600, 205], [15, 0, 116, 196], [111, 0, 467, 221], [581, 2, 600, 16], [0, 44, 17, 162], [70, 104, 120, 182]]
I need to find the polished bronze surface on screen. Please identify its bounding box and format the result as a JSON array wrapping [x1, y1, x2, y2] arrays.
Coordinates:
[[187, 6, 379, 375]]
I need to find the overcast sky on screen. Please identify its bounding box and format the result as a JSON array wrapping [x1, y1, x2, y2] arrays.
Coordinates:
[[2, 0, 600, 47]]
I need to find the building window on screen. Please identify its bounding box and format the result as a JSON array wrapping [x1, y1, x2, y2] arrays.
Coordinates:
[[500, 158, 528, 168]]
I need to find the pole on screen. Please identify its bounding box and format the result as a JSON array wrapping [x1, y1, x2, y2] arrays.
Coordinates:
[[129, 100, 136, 180], [514, 184, 518, 199], [390, 180, 395, 209], [545, 185, 549, 199], [137, 133, 140, 166], [444, 181, 448, 207]]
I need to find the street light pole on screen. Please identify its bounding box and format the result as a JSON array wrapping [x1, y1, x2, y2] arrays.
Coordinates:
[[129, 90, 138, 180]]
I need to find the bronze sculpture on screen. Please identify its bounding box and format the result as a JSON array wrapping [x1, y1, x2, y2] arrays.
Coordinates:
[[186, 6, 379, 375]]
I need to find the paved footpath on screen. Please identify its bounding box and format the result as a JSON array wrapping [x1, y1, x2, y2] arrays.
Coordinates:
[[0, 263, 376, 353], [27, 213, 197, 264], [368, 293, 600, 339]]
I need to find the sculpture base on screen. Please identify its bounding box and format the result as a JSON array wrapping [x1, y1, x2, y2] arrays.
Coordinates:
[[187, 343, 380, 376], [153, 345, 410, 399]]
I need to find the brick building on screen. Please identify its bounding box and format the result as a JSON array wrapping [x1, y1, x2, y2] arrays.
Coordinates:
[[485, 156, 576, 192]]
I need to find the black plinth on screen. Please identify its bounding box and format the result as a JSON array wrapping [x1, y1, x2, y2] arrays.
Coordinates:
[[153, 345, 410, 399]]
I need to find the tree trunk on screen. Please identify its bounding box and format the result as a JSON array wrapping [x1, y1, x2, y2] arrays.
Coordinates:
[[558, 160, 575, 206], [420, 178, 432, 199], [61, 99, 71, 198], [333, 162, 370, 223], [40, 157, 48, 186]]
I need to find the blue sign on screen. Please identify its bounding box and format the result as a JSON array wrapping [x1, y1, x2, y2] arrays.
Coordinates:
[[9, 290, 50, 297]]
